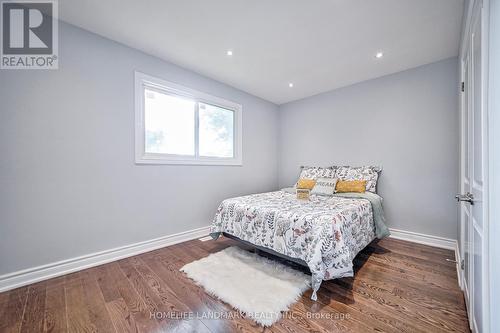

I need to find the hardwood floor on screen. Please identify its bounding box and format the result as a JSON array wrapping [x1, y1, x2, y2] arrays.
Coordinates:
[[0, 237, 470, 332]]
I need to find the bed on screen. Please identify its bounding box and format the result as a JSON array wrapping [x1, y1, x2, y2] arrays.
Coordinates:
[[209, 188, 390, 300]]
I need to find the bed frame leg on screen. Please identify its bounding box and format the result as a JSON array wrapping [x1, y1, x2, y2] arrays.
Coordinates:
[[311, 274, 322, 301]]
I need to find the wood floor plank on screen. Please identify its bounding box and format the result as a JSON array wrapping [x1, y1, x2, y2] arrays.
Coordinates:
[[0, 237, 470, 332], [117, 257, 200, 332], [44, 277, 67, 333], [140, 254, 232, 331], [0, 291, 9, 329], [333, 276, 466, 332], [105, 298, 136, 333], [358, 269, 466, 315], [94, 265, 121, 303], [328, 272, 467, 333], [300, 287, 402, 333], [80, 269, 117, 333], [106, 262, 162, 333], [352, 257, 463, 301], [355, 252, 462, 293], [364, 246, 458, 278], [65, 273, 97, 333], [377, 238, 456, 262], [366, 242, 457, 273], [356, 251, 459, 289], [284, 300, 352, 333], [129, 255, 214, 332], [127, 256, 185, 306], [318, 281, 426, 333], [0, 286, 29, 333], [20, 281, 47, 333]]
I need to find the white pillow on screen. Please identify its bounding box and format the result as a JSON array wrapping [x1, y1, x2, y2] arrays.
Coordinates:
[[295, 166, 336, 187], [311, 177, 338, 196]]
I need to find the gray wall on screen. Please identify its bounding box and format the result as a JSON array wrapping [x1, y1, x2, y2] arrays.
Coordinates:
[[0, 23, 279, 275], [278, 58, 459, 239]]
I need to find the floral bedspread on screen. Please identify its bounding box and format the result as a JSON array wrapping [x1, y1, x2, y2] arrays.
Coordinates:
[[209, 190, 376, 300]]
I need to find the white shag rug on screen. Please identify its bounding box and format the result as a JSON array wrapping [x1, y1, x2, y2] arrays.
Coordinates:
[[180, 246, 311, 326]]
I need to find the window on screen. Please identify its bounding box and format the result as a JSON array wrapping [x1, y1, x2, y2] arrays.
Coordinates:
[[135, 72, 242, 165]]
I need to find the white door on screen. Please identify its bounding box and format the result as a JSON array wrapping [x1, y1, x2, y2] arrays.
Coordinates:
[[460, 46, 472, 323], [459, 2, 487, 332]]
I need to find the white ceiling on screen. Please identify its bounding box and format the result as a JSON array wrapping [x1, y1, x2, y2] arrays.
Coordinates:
[[59, 0, 464, 104]]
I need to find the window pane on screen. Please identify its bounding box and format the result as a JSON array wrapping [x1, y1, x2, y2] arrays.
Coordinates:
[[144, 88, 195, 155], [199, 103, 234, 158]]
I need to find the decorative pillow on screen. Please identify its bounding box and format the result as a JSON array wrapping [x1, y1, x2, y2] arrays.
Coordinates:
[[335, 180, 367, 193], [297, 178, 316, 190], [295, 166, 336, 187], [311, 177, 338, 196], [296, 188, 311, 200], [334, 166, 381, 192]]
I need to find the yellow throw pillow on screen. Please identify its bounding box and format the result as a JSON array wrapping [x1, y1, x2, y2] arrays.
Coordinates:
[[335, 180, 367, 193], [297, 178, 316, 190]]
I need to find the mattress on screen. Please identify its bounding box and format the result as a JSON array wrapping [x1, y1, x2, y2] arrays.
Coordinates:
[[209, 190, 377, 300]]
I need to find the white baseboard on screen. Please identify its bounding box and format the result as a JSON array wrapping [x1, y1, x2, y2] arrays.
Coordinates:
[[0, 226, 210, 293], [389, 228, 457, 250]]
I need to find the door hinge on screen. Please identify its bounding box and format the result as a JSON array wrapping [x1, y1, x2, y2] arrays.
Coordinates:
[[461, 81, 465, 92]]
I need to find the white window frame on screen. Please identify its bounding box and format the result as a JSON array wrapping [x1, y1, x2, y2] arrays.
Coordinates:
[[135, 71, 243, 165]]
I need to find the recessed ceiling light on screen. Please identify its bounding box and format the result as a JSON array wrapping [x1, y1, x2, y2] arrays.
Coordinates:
[[375, 51, 383, 59], [226, 50, 233, 56], [288, 83, 294, 88]]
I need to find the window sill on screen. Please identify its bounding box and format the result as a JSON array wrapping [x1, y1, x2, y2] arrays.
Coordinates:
[[135, 156, 242, 166]]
